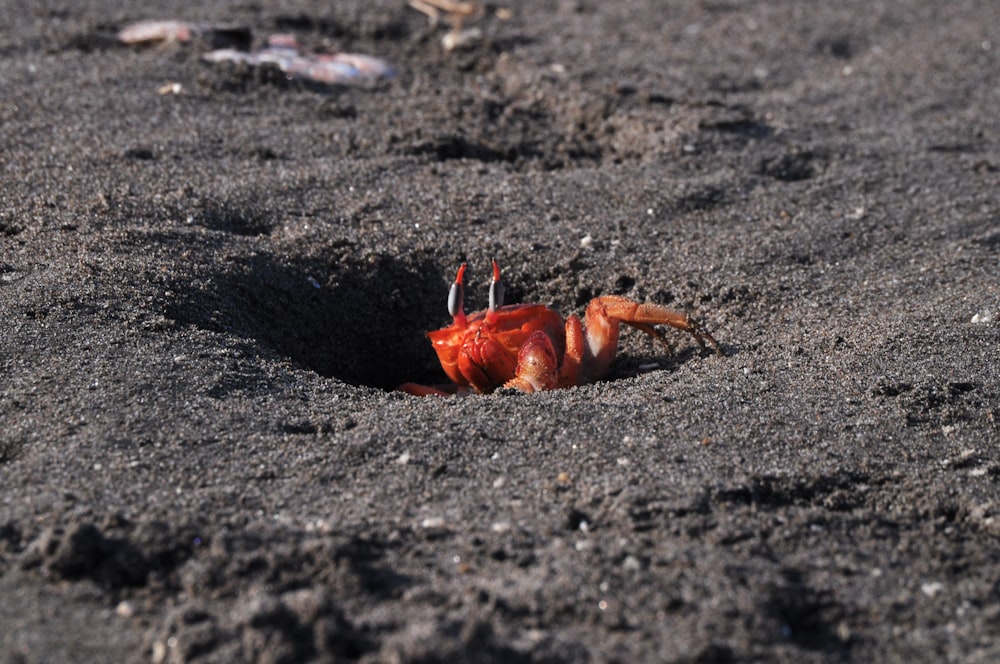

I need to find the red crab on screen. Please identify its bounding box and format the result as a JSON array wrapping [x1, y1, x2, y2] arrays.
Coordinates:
[[399, 260, 721, 395]]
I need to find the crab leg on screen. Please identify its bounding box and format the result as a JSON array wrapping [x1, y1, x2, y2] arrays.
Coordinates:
[[557, 315, 585, 388], [581, 295, 720, 382]]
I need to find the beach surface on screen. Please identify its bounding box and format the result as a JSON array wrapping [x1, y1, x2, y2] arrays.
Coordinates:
[[2, 1, 999, 661]]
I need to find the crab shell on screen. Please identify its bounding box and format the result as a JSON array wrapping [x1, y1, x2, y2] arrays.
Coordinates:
[[427, 303, 567, 393]]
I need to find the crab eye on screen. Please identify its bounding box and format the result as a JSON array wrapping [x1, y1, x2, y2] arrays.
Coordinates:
[[448, 263, 467, 323], [488, 259, 505, 311], [448, 280, 464, 318], [489, 279, 504, 311]]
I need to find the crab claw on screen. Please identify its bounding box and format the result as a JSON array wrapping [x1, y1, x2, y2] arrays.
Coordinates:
[[448, 263, 468, 327], [503, 329, 559, 392]]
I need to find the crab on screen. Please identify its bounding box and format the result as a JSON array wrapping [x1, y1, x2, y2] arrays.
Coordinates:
[[398, 260, 721, 396]]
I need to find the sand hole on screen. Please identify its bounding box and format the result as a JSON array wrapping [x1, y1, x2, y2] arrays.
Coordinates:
[[165, 251, 450, 390]]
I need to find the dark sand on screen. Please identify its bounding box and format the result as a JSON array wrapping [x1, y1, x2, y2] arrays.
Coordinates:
[[2, 1, 999, 661]]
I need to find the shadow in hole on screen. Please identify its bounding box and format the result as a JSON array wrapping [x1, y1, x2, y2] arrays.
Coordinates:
[[766, 571, 851, 654], [164, 251, 449, 390]]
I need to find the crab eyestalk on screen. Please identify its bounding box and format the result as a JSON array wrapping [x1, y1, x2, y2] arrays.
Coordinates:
[[486, 259, 505, 325], [489, 259, 505, 311], [448, 263, 468, 327]]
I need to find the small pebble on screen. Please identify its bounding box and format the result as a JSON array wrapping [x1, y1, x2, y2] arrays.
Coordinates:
[[971, 309, 993, 324]]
